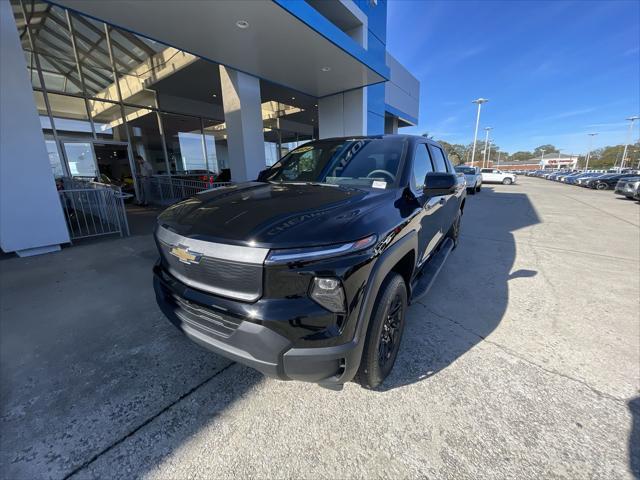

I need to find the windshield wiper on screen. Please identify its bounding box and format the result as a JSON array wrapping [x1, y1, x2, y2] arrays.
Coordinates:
[[280, 181, 338, 187]]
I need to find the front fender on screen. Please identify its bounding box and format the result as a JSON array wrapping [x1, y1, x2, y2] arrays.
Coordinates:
[[334, 230, 418, 383]]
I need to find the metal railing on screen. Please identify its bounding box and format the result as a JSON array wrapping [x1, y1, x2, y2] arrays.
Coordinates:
[[146, 175, 232, 206], [58, 178, 130, 240]]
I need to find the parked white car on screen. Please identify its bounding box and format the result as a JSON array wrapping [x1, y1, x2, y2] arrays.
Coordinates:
[[454, 165, 482, 194], [481, 168, 517, 185]]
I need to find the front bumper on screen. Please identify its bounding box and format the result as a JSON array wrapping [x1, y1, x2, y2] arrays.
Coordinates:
[[154, 265, 360, 384], [615, 187, 638, 198]]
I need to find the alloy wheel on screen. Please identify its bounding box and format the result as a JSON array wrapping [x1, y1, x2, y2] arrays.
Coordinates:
[[378, 294, 403, 369]]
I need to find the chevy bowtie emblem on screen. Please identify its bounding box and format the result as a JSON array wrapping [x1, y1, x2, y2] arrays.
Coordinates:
[[169, 245, 202, 265]]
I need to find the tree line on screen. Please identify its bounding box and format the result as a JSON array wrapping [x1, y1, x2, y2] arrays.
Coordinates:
[[422, 134, 639, 168]]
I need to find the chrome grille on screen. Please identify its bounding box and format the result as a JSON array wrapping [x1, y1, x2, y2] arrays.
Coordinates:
[[156, 226, 268, 301]]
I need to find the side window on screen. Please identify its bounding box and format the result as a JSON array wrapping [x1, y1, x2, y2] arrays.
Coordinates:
[[429, 145, 448, 172], [444, 154, 455, 172], [412, 144, 434, 190]]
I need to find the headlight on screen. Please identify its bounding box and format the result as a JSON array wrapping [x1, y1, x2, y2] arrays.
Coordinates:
[[265, 234, 376, 264], [310, 277, 346, 313]]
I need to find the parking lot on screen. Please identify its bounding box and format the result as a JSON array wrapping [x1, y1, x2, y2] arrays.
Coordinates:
[[1, 177, 638, 479]]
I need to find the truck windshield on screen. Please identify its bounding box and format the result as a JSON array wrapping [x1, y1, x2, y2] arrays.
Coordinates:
[[263, 139, 406, 188]]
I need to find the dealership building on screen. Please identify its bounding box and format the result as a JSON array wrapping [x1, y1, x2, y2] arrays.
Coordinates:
[[0, 0, 419, 256], [489, 154, 579, 172]]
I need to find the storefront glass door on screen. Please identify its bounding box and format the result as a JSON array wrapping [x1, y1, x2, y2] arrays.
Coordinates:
[[61, 141, 98, 178]]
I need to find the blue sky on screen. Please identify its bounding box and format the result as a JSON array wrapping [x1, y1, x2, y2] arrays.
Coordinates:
[[386, 0, 640, 154]]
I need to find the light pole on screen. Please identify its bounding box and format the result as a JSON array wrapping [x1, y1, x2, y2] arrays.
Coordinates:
[[486, 139, 493, 167], [620, 115, 639, 171], [584, 132, 598, 172], [470, 98, 488, 168], [556, 150, 562, 170], [482, 127, 493, 168], [540, 149, 546, 169]]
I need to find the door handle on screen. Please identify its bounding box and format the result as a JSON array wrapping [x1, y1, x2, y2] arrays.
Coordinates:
[[439, 197, 446, 205]]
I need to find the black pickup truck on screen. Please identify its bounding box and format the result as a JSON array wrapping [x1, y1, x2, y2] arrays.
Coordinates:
[[153, 135, 466, 389]]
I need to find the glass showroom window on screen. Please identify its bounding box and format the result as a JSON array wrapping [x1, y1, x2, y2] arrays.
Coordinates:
[[264, 127, 280, 167], [125, 106, 167, 174], [88, 99, 129, 142], [25, 4, 83, 95], [46, 93, 93, 138], [203, 118, 227, 174], [67, 13, 118, 102], [280, 130, 313, 158], [161, 113, 206, 173], [62, 142, 97, 178], [32, 92, 67, 178], [45, 140, 66, 178], [110, 26, 177, 109]]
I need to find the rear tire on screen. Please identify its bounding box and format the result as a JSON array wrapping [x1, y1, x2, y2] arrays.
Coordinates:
[[476, 184, 481, 192], [502, 177, 513, 185], [596, 183, 607, 190], [356, 274, 407, 389]]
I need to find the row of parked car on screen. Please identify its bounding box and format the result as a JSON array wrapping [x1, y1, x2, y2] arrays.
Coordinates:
[[524, 169, 640, 201], [454, 166, 518, 195]]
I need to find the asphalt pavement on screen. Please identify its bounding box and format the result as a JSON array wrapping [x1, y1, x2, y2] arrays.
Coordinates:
[[1, 177, 638, 479]]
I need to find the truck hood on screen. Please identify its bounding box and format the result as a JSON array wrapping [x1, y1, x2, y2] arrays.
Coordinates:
[[157, 182, 400, 248]]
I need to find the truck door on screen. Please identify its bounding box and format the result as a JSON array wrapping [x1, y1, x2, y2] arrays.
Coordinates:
[[411, 143, 448, 267], [482, 168, 498, 182], [428, 143, 460, 235]]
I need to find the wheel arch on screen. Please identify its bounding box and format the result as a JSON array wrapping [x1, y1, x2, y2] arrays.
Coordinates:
[[337, 230, 418, 383], [390, 249, 415, 299]]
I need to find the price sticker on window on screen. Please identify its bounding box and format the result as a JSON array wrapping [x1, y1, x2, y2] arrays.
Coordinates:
[[294, 145, 314, 154]]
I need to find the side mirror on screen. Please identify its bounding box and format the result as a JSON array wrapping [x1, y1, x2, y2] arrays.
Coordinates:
[[423, 172, 457, 196], [257, 168, 272, 182]]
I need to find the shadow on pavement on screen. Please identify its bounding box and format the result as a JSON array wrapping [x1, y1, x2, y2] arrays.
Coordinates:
[[126, 204, 161, 236], [630, 397, 640, 479], [379, 188, 541, 391]]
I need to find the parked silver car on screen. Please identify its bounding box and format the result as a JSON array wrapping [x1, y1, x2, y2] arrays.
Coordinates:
[[614, 177, 640, 200]]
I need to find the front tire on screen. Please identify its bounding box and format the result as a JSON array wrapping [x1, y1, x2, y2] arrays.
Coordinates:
[[596, 183, 607, 190], [476, 184, 481, 192], [356, 273, 407, 389], [502, 177, 513, 185]]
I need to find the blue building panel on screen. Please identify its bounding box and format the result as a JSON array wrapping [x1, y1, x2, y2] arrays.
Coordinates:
[[356, 0, 387, 44], [384, 103, 418, 126], [277, 0, 417, 131], [367, 82, 385, 117], [273, 0, 389, 80], [367, 110, 385, 135], [367, 31, 386, 64]]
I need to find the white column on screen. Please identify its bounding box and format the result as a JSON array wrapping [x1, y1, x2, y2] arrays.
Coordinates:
[[318, 88, 367, 139], [219, 66, 266, 182], [0, 1, 69, 256], [384, 115, 399, 134]]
